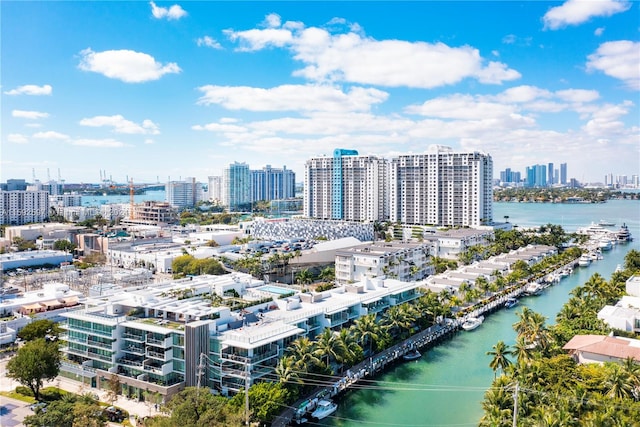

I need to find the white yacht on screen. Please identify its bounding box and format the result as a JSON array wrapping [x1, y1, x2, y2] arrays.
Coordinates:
[[578, 254, 591, 267], [311, 400, 338, 420], [461, 316, 484, 331]]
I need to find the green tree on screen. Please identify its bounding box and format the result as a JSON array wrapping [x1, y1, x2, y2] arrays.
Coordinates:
[[23, 398, 76, 427], [146, 387, 242, 427], [230, 382, 291, 425], [487, 341, 513, 378], [17, 319, 61, 342], [106, 373, 121, 405], [313, 328, 346, 373], [6, 338, 60, 401], [352, 313, 383, 356], [53, 239, 76, 252]]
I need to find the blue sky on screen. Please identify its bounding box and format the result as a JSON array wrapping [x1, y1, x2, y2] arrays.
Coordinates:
[[2, 0, 638, 184]]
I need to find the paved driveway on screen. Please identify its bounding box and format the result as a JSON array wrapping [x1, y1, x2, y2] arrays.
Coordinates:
[[0, 396, 31, 427]]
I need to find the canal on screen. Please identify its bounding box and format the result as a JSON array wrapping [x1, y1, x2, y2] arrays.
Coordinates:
[[327, 205, 638, 426]]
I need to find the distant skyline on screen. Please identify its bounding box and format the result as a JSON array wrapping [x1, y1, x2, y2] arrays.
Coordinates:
[[2, 1, 638, 184]]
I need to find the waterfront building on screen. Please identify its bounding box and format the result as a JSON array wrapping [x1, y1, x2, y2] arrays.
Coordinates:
[[223, 162, 251, 212], [304, 149, 388, 222], [0, 190, 49, 225], [251, 165, 295, 202], [560, 163, 567, 185], [563, 335, 640, 364], [166, 178, 204, 209], [525, 164, 547, 188], [421, 228, 494, 260], [389, 146, 493, 227], [62, 206, 99, 222], [100, 203, 130, 222], [334, 242, 433, 284]]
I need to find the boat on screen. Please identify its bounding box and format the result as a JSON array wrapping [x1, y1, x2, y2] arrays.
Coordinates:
[[598, 220, 615, 227], [403, 349, 421, 361], [597, 238, 612, 251], [615, 264, 623, 273], [616, 223, 633, 242], [504, 297, 518, 308], [461, 316, 484, 331], [524, 282, 543, 296], [310, 399, 338, 420], [578, 254, 591, 267]]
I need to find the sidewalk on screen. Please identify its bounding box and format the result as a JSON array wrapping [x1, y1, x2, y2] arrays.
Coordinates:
[[1, 359, 162, 420]]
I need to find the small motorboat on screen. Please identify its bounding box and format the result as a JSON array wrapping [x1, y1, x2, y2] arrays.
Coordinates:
[[403, 349, 421, 361], [461, 316, 484, 331], [311, 399, 338, 420], [504, 298, 518, 309]]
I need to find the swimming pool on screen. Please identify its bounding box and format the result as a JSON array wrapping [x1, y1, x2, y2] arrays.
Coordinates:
[[256, 285, 295, 295]]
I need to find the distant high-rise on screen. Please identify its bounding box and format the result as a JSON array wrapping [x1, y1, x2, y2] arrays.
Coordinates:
[[390, 146, 493, 226], [223, 162, 251, 212], [0, 190, 49, 225], [251, 165, 295, 202], [547, 162, 554, 185], [304, 149, 388, 221], [525, 164, 547, 188], [166, 178, 203, 209], [207, 176, 222, 203], [560, 163, 567, 185]]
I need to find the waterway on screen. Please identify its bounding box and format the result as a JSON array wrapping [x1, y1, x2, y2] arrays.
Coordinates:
[[81, 190, 166, 207], [326, 200, 640, 427]]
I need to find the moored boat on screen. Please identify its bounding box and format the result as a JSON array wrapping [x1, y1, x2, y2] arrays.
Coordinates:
[[461, 316, 484, 331], [598, 238, 613, 251], [598, 219, 615, 227], [403, 349, 422, 361], [504, 297, 518, 308], [616, 223, 633, 242], [524, 282, 543, 296], [311, 400, 338, 420], [578, 254, 591, 267]]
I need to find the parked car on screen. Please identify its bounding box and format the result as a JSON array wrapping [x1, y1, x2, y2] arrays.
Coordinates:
[[29, 402, 47, 413]]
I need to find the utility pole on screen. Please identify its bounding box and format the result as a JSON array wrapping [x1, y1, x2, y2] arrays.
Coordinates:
[[512, 381, 519, 427], [245, 363, 250, 425]]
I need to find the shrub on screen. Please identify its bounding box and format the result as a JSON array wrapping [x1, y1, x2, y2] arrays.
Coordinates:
[[16, 385, 34, 396]]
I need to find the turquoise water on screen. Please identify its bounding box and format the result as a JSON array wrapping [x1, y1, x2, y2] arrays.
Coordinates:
[[326, 200, 639, 427], [81, 190, 166, 207]]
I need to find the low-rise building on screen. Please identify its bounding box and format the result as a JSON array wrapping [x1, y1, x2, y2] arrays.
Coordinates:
[[422, 228, 494, 260], [335, 242, 433, 284], [563, 334, 640, 364], [597, 276, 640, 333], [0, 250, 73, 271]]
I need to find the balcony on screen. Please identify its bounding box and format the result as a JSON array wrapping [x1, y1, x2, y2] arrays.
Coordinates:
[[220, 344, 279, 364], [146, 349, 169, 361], [117, 357, 144, 368], [122, 333, 145, 342], [122, 344, 145, 356]]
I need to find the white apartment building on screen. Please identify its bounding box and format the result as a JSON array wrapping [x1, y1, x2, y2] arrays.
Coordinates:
[[422, 228, 494, 260], [207, 176, 222, 204], [49, 193, 82, 208], [335, 242, 433, 284], [0, 190, 49, 225], [390, 146, 493, 227], [304, 149, 388, 221], [166, 178, 204, 209], [60, 272, 423, 398]]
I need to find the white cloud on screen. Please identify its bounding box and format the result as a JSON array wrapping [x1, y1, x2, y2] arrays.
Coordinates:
[[495, 85, 553, 103], [225, 18, 520, 88], [543, 0, 631, 30], [264, 13, 281, 28], [405, 95, 519, 120], [12, 110, 50, 120], [555, 89, 600, 103], [4, 84, 52, 96], [78, 48, 181, 83], [197, 84, 388, 113], [586, 40, 640, 90], [196, 36, 222, 49], [79, 115, 160, 134], [32, 131, 69, 140], [150, 1, 187, 20], [71, 138, 126, 148], [594, 27, 605, 36], [144, 139, 155, 144], [7, 134, 29, 144]]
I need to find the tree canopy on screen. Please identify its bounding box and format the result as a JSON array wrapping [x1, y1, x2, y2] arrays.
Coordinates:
[[7, 338, 61, 401], [17, 319, 61, 342]]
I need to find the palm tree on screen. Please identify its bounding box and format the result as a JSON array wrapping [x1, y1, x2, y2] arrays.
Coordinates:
[[318, 266, 335, 282], [383, 305, 415, 340], [288, 337, 320, 372], [605, 364, 633, 399], [336, 328, 362, 368], [295, 269, 314, 290], [487, 341, 513, 378], [314, 328, 345, 373], [352, 314, 382, 356], [275, 356, 302, 386], [513, 335, 534, 366]]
